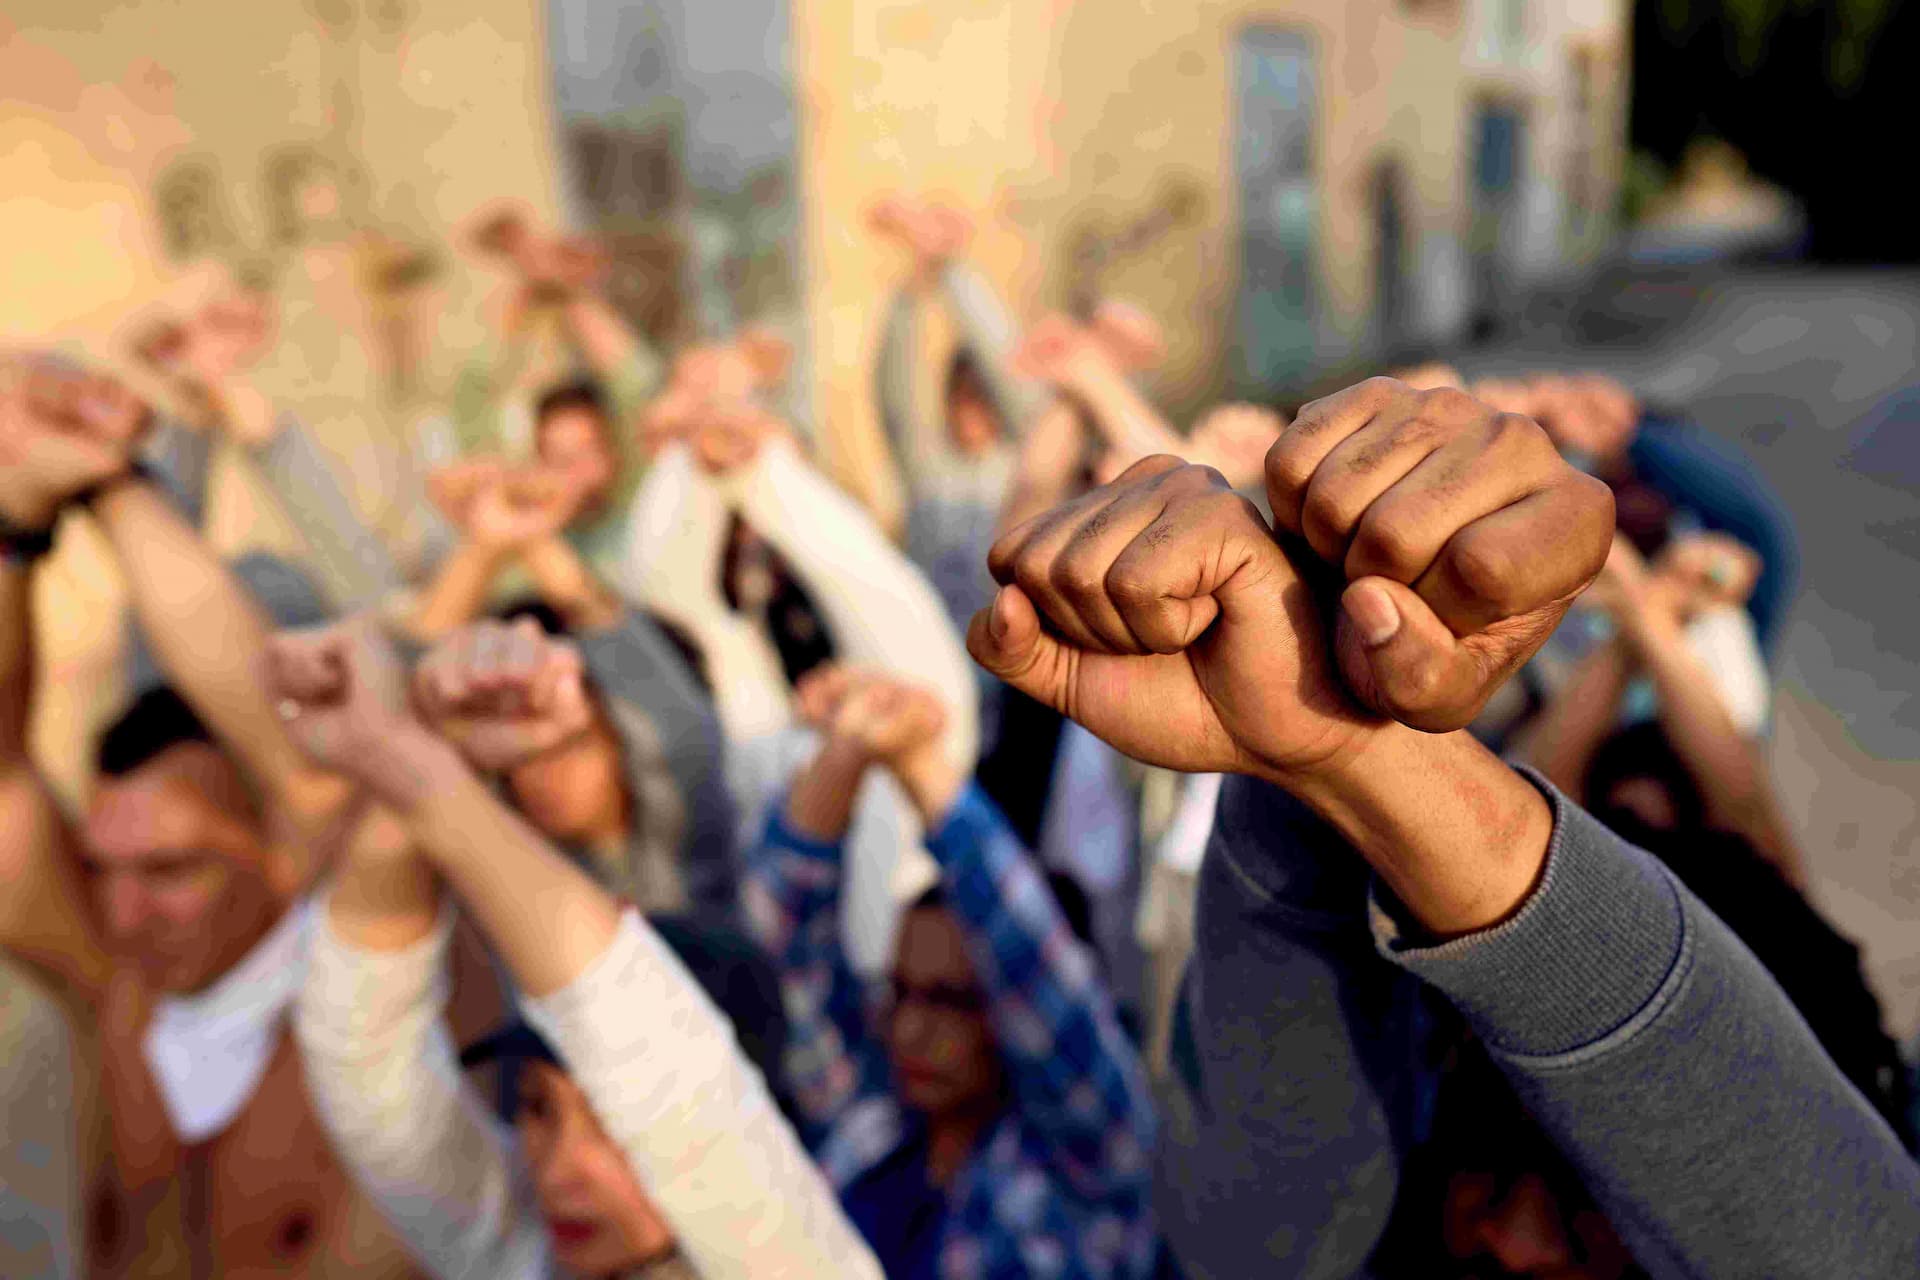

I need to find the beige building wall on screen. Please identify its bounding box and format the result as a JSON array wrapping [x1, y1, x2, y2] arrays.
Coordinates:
[[1, 0, 563, 802], [794, 0, 1631, 492]]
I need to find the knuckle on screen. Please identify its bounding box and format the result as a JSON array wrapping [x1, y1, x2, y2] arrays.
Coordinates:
[[1421, 385, 1479, 421], [1448, 532, 1523, 613], [1348, 514, 1425, 580], [1300, 482, 1364, 547], [1263, 441, 1315, 500]]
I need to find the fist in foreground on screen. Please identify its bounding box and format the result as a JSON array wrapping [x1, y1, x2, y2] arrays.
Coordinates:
[[967, 378, 1612, 783]]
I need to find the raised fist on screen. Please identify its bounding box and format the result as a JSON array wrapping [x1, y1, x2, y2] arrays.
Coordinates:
[[1187, 402, 1286, 491], [412, 617, 596, 773], [1089, 299, 1166, 373], [795, 664, 948, 764], [265, 616, 412, 781], [0, 356, 151, 527], [459, 466, 580, 550], [967, 378, 1613, 784]]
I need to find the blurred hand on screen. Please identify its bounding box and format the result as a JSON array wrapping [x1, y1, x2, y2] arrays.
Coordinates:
[[1526, 373, 1640, 464], [466, 203, 534, 262], [1013, 314, 1112, 391], [265, 616, 413, 780], [736, 327, 793, 389], [461, 467, 579, 550], [1187, 402, 1286, 490], [690, 402, 789, 477], [426, 456, 507, 526], [412, 617, 595, 773], [0, 357, 151, 526], [794, 665, 941, 757], [1089, 299, 1167, 372], [182, 290, 276, 386], [868, 196, 972, 281], [1653, 530, 1761, 614]]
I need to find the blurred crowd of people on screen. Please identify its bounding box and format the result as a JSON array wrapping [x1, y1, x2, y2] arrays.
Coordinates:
[[1, 190, 1917, 1280]]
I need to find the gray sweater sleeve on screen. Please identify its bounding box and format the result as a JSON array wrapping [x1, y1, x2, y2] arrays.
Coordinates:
[[139, 416, 216, 526], [249, 414, 407, 609], [937, 262, 1052, 438], [576, 608, 739, 921], [1376, 768, 1920, 1279], [1156, 776, 1414, 1280]]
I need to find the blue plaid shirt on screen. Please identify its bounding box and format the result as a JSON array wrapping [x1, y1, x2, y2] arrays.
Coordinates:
[[743, 782, 1158, 1280]]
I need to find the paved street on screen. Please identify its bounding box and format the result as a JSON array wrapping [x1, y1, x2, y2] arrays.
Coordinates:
[[1458, 265, 1920, 1038]]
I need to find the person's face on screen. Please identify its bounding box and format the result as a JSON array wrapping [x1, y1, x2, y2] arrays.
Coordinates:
[[506, 724, 627, 846], [516, 1062, 677, 1275], [945, 376, 1002, 457], [887, 906, 1004, 1116], [1442, 1167, 1637, 1279], [80, 744, 279, 994], [537, 407, 617, 512]]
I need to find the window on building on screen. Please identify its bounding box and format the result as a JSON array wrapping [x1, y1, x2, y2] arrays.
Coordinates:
[[1231, 26, 1320, 392]]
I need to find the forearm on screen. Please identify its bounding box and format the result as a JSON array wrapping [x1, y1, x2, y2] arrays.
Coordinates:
[[561, 293, 659, 389], [1063, 365, 1180, 462], [1285, 726, 1554, 939], [324, 804, 442, 953], [522, 535, 621, 632], [1509, 639, 1634, 798], [1378, 773, 1920, 1277], [877, 285, 940, 477], [1622, 609, 1775, 835], [371, 724, 623, 998], [784, 737, 875, 842], [409, 541, 510, 640], [91, 479, 326, 804], [996, 400, 1090, 539], [523, 911, 886, 1280], [724, 443, 979, 766], [938, 262, 1053, 436], [295, 901, 542, 1279]]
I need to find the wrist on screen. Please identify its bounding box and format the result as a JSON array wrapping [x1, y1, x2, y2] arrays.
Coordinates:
[[890, 746, 965, 827], [357, 720, 466, 814], [1273, 724, 1554, 937]]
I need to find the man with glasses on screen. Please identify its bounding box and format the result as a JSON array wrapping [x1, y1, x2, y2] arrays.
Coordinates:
[[742, 665, 1157, 1280]]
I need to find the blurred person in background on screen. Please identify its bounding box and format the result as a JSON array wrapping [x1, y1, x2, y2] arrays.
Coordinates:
[[743, 665, 1158, 1280], [275, 616, 884, 1280], [0, 356, 454, 1277]]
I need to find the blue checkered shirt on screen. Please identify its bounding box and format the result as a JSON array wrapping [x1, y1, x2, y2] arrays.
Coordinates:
[[744, 782, 1158, 1280]]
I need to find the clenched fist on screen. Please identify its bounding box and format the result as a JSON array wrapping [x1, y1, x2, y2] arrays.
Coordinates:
[[412, 618, 596, 773], [967, 378, 1612, 785]]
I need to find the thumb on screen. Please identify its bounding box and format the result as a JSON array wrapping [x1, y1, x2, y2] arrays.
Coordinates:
[[966, 585, 1074, 713], [1335, 576, 1501, 733]]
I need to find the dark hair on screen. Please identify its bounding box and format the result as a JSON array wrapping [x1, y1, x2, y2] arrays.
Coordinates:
[[534, 379, 609, 430], [492, 596, 572, 638], [1584, 723, 1706, 833], [97, 686, 216, 778], [911, 869, 1098, 958], [944, 348, 987, 405]]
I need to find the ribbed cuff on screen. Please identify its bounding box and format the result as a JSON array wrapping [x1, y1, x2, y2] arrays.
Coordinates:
[[1370, 766, 1688, 1060]]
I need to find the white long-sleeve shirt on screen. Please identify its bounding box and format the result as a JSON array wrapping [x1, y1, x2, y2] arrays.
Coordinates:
[[294, 901, 885, 1280]]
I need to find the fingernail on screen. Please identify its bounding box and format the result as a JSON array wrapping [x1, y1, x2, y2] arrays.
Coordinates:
[[990, 588, 1013, 642], [1348, 582, 1400, 647]]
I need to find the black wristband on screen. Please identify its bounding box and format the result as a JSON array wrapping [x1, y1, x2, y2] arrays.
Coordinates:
[[0, 516, 56, 567]]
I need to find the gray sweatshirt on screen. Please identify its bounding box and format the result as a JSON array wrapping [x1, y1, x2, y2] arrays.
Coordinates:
[[1156, 766, 1920, 1279]]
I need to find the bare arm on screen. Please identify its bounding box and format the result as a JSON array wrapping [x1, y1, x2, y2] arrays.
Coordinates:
[[521, 534, 622, 633], [995, 399, 1090, 539], [1509, 637, 1635, 797], [90, 478, 347, 827], [1615, 594, 1804, 886]]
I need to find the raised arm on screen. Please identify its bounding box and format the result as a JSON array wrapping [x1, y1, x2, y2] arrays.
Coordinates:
[[618, 441, 792, 742], [739, 678, 895, 1136], [270, 617, 886, 1280], [871, 672, 1156, 1198], [271, 622, 555, 1278], [1508, 635, 1635, 796], [0, 368, 113, 991], [967, 377, 1920, 1277], [937, 261, 1053, 437], [718, 437, 978, 768], [408, 466, 577, 639], [1015, 315, 1181, 465]]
